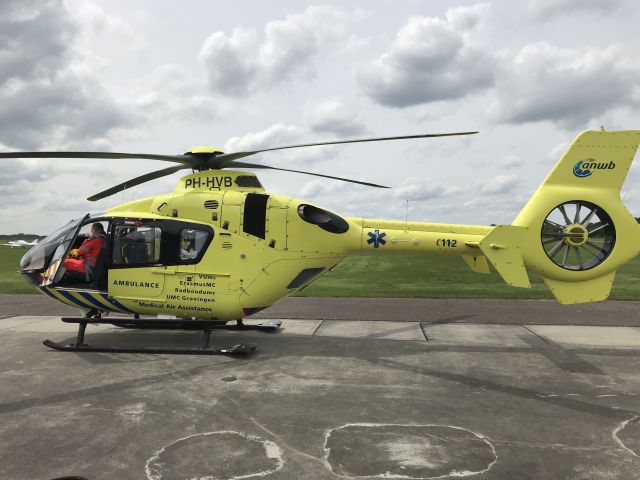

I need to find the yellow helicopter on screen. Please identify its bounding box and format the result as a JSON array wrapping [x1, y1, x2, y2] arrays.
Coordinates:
[[3, 129, 640, 354]]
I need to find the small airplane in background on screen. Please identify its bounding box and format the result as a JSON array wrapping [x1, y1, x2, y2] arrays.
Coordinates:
[[2, 239, 39, 249]]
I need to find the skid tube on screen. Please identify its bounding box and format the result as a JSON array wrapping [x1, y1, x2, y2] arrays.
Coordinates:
[[42, 317, 271, 355]]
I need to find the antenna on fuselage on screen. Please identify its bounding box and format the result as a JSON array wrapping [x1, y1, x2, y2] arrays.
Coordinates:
[[404, 200, 409, 231]]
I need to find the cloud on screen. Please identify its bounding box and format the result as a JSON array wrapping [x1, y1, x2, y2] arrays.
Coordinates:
[[0, 156, 119, 197], [198, 29, 258, 97], [0, 0, 75, 85], [134, 64, 218, 122], [528, 0, 623, 20], [479, 174, 519, 194], [297, 179, 389, 219], [300, 179, 352, 198], [224, 123, 306, 152], [223, 123, 337, 165], [499, 155, 522, 170], [0, 159, 55, 185], [0, 0, 134, 149], [358, 3, 494, 108], [199, 6, 352, 96], [306, 100, 366, 136], [491, 42, 640, 129], [297, 176, 462, 221], [546, 141, 571, 164], [392, 177, 456, 201], [64, 0, 149, 53], [0, 72, 133, 149]]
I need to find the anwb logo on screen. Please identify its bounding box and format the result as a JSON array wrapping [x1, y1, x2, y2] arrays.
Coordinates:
[[573, 159, 616, 178]]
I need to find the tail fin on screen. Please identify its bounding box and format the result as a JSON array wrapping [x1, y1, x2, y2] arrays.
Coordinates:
[[513, 130, 640, 304], [477, 225, 530, 288]]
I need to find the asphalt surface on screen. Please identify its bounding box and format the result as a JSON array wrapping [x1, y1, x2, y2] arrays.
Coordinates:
[[0, 296, 639, 479], [3, 293, 640, 326]]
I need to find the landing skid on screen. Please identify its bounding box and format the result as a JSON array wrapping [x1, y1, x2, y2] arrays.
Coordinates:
[[42, 340, 255, 355], [41, 317, 279, 355]]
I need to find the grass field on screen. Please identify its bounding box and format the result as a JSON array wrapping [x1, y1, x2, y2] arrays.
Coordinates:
[[2, 247, 640, 299], [298, 252, 640, 300], [0, 248, 34, 294]]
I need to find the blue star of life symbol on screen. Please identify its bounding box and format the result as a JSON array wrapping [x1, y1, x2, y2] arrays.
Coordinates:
[[367, 229, 387, 248]]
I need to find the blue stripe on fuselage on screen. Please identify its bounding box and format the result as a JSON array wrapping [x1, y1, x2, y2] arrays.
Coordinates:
[[99, 294, 135, 314], [57, 290, 94, 310], [78, 292, 118, 312]]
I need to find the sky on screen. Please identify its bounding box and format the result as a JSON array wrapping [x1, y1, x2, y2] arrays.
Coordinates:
[[1, 0, 639, 234]]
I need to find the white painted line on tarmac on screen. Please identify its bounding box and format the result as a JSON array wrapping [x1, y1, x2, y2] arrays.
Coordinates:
[[323, 423, 498, 479], [145, 430, 284, 480], [613, 416, 639, 457]]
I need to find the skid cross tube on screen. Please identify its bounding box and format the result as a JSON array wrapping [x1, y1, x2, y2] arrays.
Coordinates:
[[41, 317, 270, 355], [75, 321, 87, 347]]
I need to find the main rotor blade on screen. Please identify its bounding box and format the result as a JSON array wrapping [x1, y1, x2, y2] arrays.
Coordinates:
[[229, 161, 389, 188], [216, 131, 478, 164], [0, 151, 191, 163], [87, 165, 188, 202]]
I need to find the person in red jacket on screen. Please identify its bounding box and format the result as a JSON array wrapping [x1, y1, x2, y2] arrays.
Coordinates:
[[63, 223, 106, 280]]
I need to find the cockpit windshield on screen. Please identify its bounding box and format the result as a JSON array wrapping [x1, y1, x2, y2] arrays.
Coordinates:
[[20, 216, 85, 272]]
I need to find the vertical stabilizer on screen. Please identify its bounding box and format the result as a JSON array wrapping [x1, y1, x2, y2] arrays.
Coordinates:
[[513, 130, 640, 303]]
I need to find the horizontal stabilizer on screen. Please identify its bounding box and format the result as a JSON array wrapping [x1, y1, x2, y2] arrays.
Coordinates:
[[478, 225, 531, 288], [543, 272, 616, 304]]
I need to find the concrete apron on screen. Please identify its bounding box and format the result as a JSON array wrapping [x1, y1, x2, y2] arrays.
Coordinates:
[[0, 315, 638, 479]]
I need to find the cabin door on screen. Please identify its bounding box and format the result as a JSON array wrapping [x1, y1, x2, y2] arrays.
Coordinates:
[[108, 222, 165, 299]]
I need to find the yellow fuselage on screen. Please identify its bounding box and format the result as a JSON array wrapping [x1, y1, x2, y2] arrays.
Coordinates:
[[83, 170, 492, 320]]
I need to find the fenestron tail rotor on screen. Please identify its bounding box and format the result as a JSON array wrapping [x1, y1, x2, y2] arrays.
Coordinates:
[[0, 130, 478, 201], [541, 201, 616, 271]]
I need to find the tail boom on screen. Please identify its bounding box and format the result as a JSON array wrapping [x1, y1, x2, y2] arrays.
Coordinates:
[[344, 130, 640, 304], [350, 219, 530, 288]]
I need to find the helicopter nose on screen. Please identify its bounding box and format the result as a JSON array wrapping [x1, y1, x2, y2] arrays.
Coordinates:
[[19, 264, 40, 286], [19, 234, 50, 286]]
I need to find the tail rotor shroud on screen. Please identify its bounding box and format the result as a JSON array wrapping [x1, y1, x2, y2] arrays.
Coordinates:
[[513, 130, 640, 304], [541, 201, 616, 271]]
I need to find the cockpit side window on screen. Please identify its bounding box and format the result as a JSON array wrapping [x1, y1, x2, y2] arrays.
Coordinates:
[[20, 217, 85, 273], [109, 219, 213, 268], [76, 221, 108, 238], [179, 228, 209, 261], [112, 225, 161, 265]]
